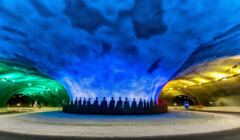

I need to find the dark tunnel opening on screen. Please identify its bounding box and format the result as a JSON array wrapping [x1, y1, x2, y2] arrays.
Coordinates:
[[6, 94, 34, 107]]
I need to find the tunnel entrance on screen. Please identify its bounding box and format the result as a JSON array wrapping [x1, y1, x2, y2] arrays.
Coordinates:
[[171, 95, 194, 106], [160, 56, 240, 107], [0, 60, 70, 108], [6, 94, 34, 107]]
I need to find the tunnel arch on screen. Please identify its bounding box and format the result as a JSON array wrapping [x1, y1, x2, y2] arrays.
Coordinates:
[[160, 55, 240, 106], [6, 94, 34, 107], [0, 60, 70, 107]]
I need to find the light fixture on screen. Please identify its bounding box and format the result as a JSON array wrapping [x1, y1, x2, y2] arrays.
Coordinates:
[[223, 77, 228, 80]]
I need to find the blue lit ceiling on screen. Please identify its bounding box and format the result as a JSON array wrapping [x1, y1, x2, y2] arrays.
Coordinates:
[[1, 0, 240, 101]]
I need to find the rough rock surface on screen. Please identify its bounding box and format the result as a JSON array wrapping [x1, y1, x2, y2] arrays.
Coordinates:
[[0, 0, 240, 100]]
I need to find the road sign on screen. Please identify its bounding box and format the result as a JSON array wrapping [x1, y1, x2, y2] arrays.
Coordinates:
[[184, 101, 189, 117], [184, 101, 189, 109]]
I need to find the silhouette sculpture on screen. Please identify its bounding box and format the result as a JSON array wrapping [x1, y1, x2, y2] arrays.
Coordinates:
[[131, 98, 137, 114], [82, 98, 87, 114], [123, 98, 130, 114], [63, 97, 168, 115], [109, 97, 115, 114], [78, 97, 82, 114], [143, 99, 147, 114], [150, 98, 154, 114], [144, 99, 146, 109], [115, 97, 123, 114], [137, 98, 143, 114], [100, 97, 108, 114], [92, 97, 100, 114], [87, 98, 91, 114]]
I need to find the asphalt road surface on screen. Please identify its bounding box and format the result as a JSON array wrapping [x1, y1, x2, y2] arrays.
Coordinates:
[[0, 113, 239, 140], [0, 127, 239, 140]]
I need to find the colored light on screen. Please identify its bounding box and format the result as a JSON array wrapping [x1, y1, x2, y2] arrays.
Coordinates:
[[0, 62, 70, 107], [210, 73, 227, 79]]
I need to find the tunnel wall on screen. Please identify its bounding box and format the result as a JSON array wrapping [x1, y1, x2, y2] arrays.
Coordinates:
[[1, 0, 240, 101]]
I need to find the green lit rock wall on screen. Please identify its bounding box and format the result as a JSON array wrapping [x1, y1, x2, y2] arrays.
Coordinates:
[[0, 61, 69, 107]]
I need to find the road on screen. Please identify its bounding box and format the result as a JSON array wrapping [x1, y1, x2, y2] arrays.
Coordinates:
[[0, 112, 239, 140]]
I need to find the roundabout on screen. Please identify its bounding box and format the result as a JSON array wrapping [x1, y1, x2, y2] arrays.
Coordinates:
[[1, 0, 240, 139], [0, 109, 239, 138]]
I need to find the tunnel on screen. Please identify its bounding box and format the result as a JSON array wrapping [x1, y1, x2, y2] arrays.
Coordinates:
[[1, 1, 240, 139], [160, 55, 240, 107], [7, 94, 34, 107], [0, 60, 70, 107], [0, 0, 240, 109]]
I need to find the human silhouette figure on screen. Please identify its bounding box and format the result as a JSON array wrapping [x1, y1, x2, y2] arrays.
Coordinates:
[[92, 97, 100, 114], [150, 98, 154, 108], [150, 98, 154, 114], [131, 98, 137, 114], [78, 98, 82, 106], [83, 98, 87, 106], [73, 97, 78, 113], [115, 97, 123, 114], [143, 99, 146, 109], [100, 97, 108, 114], [87, 98, 91, 114], [82, 98, 87, 114], [147, 100, 150, 109], [109, 97, 115, 114], [143, 99, 147, 114], [137, 98, 143, 114], [145, 100, 150, 114], [123, 98, 130, 114], [78, 97, 82, 114], [74, 97, 78, 106]]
